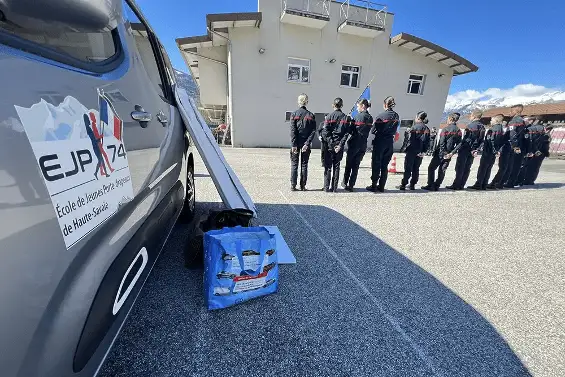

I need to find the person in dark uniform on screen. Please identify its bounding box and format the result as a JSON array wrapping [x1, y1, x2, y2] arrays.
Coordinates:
[[522, 124, 551, 185], [517, 117, 536, 185], [487, 116, 512, 189], [468, 114, 505, 190], [503, 104, 527, 188], [446, 110, 485, 190], [421, 112, 462, 191], [289, 93, 317, 191], [342, 99, 372, 191], [366, 96, 399, 192], [397, 111, 430, 190], [322, 98, 350, 192], [399, 127, 411, 153], [318, 118, 326, 168], [427, 127, 437, 155]]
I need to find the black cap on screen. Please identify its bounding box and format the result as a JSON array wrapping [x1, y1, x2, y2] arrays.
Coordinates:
[[333, 97, 343, 109]]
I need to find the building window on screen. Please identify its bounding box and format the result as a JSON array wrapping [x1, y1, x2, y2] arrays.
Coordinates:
[[287, 58, 310, 83], [341, 65, 360, 88], [407, 74, 425, 95], [285, 111, 292, 122]]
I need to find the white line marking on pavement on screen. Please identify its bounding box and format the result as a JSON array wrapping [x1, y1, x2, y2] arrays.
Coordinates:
[[278, 190, 443, 377]]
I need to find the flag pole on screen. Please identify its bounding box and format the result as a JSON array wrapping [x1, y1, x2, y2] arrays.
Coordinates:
[[348, 75, 375, 116]]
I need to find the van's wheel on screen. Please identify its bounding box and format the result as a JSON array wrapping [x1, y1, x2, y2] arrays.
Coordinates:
[[179, 164, 195, 223]]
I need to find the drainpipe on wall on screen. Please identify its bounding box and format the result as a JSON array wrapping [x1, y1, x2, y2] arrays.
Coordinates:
[[208, 27, 234, 147]]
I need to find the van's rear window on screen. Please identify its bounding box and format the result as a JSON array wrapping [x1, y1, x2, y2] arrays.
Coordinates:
[[0, 17, 117, 63]]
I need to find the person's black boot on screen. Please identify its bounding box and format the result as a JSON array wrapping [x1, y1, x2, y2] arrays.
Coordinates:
[[408, 185, 416, 191], [366, 185, 378, 192], [291, 186, 297, 191], [396, 185, 406, 191]]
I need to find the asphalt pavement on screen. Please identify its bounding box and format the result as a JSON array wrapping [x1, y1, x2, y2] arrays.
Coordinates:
[[100, 149, 565, 377]]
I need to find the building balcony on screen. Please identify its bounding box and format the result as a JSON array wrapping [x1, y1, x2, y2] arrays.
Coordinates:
[[280, 0, 331, 29], [338, 0, 387, 38]]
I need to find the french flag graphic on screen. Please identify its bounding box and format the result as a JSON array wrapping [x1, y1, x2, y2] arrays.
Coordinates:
[[99, 91, 123, 141]]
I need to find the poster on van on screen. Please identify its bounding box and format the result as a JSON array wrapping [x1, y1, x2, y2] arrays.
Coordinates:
[[14, 90, 134, 249]]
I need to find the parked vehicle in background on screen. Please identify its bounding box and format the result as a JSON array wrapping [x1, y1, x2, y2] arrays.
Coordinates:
[[0, 1, 197, 376]]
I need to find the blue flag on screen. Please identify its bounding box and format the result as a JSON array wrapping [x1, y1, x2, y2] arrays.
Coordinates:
[[350, 85, 371, 118]]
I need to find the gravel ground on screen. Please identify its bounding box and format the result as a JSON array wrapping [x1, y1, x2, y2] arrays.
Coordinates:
[[100, 149, 565, 377]]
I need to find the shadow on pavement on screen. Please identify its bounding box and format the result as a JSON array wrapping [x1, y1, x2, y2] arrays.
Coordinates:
[[514, 183, 565, 190], [100, 202, 531, 377]]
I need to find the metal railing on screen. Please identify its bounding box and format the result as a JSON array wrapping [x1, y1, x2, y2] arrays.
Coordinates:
[[339, 0, 387, 29], [282, 0, 331, 17]]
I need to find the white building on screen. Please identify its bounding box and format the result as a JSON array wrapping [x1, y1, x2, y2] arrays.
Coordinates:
[[177, 0, 478, 148]]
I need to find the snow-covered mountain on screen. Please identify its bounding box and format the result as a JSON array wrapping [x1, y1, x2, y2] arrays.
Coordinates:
[[443, 84, 565, 118], [174, 69, 199, 101]]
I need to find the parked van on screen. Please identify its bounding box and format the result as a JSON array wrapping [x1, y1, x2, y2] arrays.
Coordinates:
[[0, 1, 197, 376]]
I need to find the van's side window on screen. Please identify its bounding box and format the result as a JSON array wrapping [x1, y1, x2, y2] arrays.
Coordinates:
[[122, 2, 166, 98], [0, 6, 117, 63]]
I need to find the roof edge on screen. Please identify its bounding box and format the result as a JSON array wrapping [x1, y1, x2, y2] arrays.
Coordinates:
[[206, 12, 262, 30], [176, 35, 211, 47], [177, 12, 262, 48], [390, 32, 479, 74], [482, 101, 565, 117]]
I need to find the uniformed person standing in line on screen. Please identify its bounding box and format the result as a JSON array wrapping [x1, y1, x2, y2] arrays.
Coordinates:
[[517, 117, 536, 185], [427, 127, 437, 155], [399, 127, 411, 153], [468, 114, 505, 190], [322, 98, 349, 192], [421, 112, 462, 191], [503, 104, 527, 188], [289, 93, 317, 191], [446, 110, 485, 190], [487, 115, 512, 189], [342, 99, 373, 191], [522, 123, 550, 185], [397, 111, 430, 190], [318, 118, 326, 167], [366, 96, 399, 193], [317, 117, 327, 190]]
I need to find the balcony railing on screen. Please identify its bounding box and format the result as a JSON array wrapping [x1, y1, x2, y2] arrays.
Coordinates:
[[282, 0, 331, 19], [339, 0, 387, 30]]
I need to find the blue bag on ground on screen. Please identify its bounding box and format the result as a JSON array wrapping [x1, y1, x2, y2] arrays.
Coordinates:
[[204, 226, 278, 310]]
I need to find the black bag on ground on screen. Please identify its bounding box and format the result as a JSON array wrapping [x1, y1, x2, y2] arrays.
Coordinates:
[[184, 208, 254, 269]]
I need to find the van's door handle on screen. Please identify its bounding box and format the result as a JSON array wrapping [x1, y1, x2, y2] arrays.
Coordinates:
[[157, 110, 168, 126], [131, 105, 151, 128]]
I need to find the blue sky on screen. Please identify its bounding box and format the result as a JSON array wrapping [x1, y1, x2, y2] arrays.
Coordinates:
[[136, 0, 564, 95]]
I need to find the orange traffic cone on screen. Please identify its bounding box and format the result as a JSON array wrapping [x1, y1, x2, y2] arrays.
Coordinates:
[[388, 155, 398, 174]]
